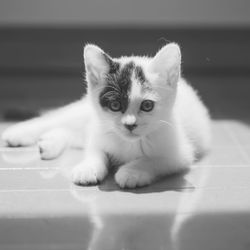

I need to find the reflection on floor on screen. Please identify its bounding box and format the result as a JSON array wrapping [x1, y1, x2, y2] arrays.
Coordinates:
[[0, 120, 250, 250]]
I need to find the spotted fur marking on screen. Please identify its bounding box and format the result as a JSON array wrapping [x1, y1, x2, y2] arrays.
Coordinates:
[[99, 62, 146, 113]]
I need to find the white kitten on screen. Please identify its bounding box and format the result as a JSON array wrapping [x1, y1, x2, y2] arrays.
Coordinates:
[[2, 43, 211, 188]]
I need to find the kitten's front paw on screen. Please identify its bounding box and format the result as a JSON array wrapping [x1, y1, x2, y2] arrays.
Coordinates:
[[115, 166, 153, 189], [2, 124, 37, 147], [38, 137, 64, 160], [38, 130, 67, 160], [72, 159, 107, 185]]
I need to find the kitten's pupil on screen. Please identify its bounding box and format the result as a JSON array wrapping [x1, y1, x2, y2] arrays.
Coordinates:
[[109, 101, 121, 112], [140, 100, 154, 112]]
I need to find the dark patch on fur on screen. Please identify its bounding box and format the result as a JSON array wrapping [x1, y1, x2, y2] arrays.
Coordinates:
[[135, 66, 146, 83], [99, 62, 135, 113], [103, 53, 120, 74]]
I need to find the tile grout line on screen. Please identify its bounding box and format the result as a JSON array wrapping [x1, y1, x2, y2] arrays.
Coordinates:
[[0, 167, 60, 170], [0, 188, 71, 192]]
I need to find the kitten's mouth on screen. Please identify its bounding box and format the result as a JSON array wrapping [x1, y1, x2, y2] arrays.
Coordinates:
[[124, 131, 140, 140], [116, 127, 141, 140]]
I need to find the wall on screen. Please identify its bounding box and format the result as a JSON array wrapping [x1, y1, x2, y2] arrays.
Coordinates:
[[0, 0, 249, 117], [0, 0, 249, 27]]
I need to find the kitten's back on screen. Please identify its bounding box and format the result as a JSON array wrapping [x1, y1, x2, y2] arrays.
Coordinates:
[[175, 78, 211, 157]]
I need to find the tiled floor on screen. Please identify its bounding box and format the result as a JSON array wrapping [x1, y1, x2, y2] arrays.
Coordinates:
[[0, 120, 250, 250]]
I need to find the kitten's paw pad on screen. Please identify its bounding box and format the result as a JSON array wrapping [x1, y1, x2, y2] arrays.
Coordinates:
[[72, 161, 107, 185], [115, 167, 153, 189], [38, 137, 65, 160], [2, 125, 37, 147]]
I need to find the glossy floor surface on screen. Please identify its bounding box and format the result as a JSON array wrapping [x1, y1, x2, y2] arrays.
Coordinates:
[[0, 120, 250, 250]]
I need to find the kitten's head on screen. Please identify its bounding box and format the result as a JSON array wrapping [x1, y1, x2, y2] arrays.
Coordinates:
[[84, 43, 181, 141]]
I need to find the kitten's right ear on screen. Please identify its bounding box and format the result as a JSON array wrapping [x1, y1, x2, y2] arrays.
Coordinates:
[[84, 44, 116, 85], [149, 43, 181, 87]]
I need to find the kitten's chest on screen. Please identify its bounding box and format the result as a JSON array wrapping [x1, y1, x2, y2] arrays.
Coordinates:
[[100, 132, 169, 164], [101, 134, 143, 163]]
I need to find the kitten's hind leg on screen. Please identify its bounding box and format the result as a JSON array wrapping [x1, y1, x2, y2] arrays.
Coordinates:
[[38, 128, 78, 160], [2, 118, 46, 147], [2, 100, 89, 147]]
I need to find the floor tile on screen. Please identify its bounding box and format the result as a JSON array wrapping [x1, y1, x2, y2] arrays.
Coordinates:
[[227, 120, 250, 146], [211, 121, 235, 146], [0, 169, 69, 190], [0, 147, 82, 170], [0, 186, 249, 250], [198, 146, 250, 166], [0, 119, 250, 250]]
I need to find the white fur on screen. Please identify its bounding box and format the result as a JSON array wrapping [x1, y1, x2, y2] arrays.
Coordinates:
[[1, 43, 211, 188]]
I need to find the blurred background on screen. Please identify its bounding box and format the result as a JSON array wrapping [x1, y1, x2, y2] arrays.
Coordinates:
[[0, 0, 249, 120]]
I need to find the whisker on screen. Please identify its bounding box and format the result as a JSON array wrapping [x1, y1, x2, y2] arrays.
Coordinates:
[[158, 120, 174, 129]]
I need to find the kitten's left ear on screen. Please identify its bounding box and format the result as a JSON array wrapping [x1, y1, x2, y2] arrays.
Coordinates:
[[84, 44, 116, 85], [149, 43, 181, 87]]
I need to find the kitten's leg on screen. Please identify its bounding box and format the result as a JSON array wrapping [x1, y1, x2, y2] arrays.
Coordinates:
[[115, 154, 193, 189], [115, 158, 156, 188], [2, 100, 89, 147], [72, 150, 108, 185], [38, 128, 81, 160], [2, 118, 49, 147]]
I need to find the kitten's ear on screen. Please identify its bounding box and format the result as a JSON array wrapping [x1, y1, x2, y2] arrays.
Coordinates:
[[149, 43, 181, 87], [84, 44, 115, 85]]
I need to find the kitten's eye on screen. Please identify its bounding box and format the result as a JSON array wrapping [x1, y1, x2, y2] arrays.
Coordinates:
[[140, 100, 154, 112], [109, 101, 121, 112]]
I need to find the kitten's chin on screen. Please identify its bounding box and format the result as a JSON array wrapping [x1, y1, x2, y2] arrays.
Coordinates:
[[118, 130, 141, 141], [125, 133, 141, 141]]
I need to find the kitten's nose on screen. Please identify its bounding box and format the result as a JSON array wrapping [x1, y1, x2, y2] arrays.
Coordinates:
[[124, 123, 137, 131]]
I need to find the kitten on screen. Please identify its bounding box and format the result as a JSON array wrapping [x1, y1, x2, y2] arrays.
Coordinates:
[[1, 43, 211, 188]]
